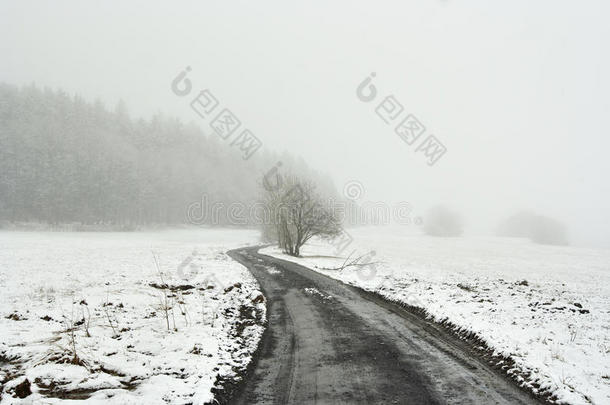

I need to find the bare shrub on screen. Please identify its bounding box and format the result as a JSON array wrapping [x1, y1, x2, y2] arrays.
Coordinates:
[[103, 293, 119, 337], [497, 211, 568, 246], [79, 300, 91, 337], [61, 303, 81, 365], [423, 205, 463, 237], [152, 251, 176, 331]]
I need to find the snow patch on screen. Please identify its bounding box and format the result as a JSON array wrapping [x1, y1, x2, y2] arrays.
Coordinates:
[[0, 229, 265, 404]]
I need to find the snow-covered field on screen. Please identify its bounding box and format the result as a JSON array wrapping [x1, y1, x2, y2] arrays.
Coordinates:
[[0, 229, 264, 404], [261, 227, 610, 405]]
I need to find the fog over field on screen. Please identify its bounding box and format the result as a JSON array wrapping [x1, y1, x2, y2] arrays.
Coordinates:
[[1, 2, 609, 405], [2, 0, 609, 247]]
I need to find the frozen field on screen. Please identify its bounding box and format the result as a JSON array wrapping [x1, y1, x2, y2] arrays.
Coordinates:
[[262, 227, 610, 405], [2, 227, 608, 404], [0, 229, 264, 404]]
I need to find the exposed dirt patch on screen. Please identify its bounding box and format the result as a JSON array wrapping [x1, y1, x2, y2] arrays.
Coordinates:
[[148, 282, 195, 292], [13, 378, 31, 398], [5, 312, 27, 321]]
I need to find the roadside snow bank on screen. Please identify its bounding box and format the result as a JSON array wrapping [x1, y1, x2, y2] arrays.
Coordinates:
[[261, 227, 610, 405], [0, 230, 265, 404]]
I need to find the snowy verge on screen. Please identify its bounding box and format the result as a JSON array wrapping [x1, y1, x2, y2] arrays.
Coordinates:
[[260, 228, 610, 405], [0, 230, 265, 404]]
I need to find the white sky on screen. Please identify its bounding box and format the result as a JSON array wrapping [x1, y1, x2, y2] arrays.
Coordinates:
[[1, 0, 609, 247]]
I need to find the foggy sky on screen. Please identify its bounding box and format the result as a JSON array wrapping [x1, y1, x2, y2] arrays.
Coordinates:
[[1, 0, 609, 247]]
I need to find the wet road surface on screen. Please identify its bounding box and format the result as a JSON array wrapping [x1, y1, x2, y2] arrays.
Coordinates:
[[227, 247, 540, 405]]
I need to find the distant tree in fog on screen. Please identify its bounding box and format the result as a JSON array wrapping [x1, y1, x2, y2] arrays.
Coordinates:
[[423, 205, 463, 237], [261, 175, 342, 256], [497, 211, 568, 246]]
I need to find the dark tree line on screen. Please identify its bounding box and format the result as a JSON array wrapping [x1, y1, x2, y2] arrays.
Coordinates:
[[0, 83, 333, 228]]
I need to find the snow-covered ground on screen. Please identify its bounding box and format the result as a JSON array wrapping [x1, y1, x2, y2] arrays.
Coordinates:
[[261, 226, 610, 405], [0, 229, 265, 404]]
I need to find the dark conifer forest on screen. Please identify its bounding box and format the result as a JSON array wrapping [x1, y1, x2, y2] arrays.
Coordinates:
[[0, 83, 331, 227]]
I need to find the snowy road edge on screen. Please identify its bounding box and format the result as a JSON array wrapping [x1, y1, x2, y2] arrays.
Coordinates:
[[255, 248, 556, 405], [216, 248, 271, 405]]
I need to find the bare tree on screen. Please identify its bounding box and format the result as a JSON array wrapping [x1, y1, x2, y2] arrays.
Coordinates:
[[261, 175, 342, 256]]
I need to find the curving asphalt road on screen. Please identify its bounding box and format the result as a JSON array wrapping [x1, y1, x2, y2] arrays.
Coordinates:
[[227, 246, 541, 405]]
